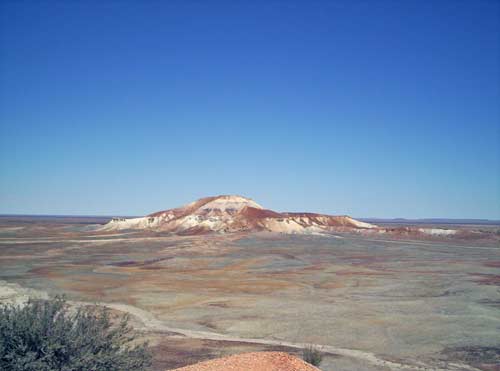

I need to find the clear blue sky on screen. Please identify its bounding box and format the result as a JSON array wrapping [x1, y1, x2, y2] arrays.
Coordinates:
[[1, 0, 499, 219]]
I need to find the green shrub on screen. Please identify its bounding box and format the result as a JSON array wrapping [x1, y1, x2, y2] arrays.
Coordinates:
[[303, 344, 323, 366], [0, 296, 151, 371]]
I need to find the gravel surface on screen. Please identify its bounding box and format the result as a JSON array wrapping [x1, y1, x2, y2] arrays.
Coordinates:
[[168, 351, 321, 371]]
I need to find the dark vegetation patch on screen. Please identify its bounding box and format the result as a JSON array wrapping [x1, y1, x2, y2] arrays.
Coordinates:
[[207, 302, 230, 308], [484, 261, 500, 268], [108, 256, 172, 267], [0, 297, 151, 371], [443, 346, 500, 370], [302, 345, 323, 366], [197, 319, 218, 330], [477, 299, 500, 308], [469, 273, 500, 286]]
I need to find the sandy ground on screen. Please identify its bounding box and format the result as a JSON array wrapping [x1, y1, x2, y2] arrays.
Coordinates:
[[168, 351, 321, 371]]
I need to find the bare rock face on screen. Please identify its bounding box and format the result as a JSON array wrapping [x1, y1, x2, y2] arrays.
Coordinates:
[[101, 195, 377, 235], [167, 351, 321, 371]]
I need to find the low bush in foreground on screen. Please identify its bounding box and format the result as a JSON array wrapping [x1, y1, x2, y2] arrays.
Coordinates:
[[303, 344, 323, 366], [0, 296, 151, 371]]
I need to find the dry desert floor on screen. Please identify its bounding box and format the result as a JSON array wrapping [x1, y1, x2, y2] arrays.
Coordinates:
[[0, 216, 499, 371]]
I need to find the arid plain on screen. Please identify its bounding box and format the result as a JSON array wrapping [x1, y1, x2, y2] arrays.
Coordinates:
[[0, 216, 499, 371]]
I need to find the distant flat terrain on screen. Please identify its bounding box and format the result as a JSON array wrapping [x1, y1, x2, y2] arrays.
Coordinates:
[[360, 218, 500, 231], [0, 217, 499, 371]]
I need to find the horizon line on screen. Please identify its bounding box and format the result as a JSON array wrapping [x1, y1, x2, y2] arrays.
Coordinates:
[[1, 213, 499, 224]]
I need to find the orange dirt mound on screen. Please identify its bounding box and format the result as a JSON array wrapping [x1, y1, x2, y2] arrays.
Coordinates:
[[168, 351, 321, 371]]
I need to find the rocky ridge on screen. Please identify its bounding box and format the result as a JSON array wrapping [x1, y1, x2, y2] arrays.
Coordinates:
[[102, 195, 377, 235]]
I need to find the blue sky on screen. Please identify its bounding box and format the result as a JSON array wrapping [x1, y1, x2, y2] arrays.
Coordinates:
[[1, 0, 499, 219]]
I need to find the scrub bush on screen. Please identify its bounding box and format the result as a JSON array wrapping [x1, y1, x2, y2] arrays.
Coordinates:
[[0, 296, 151, 371], [302, 344, 323, 366]]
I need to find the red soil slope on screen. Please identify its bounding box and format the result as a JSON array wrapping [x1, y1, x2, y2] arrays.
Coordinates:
[[168, 351, 321, 371]]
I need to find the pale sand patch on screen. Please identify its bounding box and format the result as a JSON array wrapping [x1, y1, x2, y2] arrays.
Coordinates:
[[0, 280, 48, 305]]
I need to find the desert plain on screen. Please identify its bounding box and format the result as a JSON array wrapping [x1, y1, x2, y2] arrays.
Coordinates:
[[0, 216, 499, 371]]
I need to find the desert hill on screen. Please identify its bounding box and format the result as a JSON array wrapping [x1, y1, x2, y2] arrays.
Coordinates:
[[101, 195, 376, 235]]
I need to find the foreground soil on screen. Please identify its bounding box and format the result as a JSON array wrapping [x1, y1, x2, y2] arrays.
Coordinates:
[[168, 351, 320, 371]]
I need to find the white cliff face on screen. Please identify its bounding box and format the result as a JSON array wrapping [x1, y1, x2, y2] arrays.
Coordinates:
[[344, 216, 377, 229], [102, 195, 261, 232], [418, 228, 457, 236], [260, 218, 325, 234], [103, 216, 161, 230], [100, 195, 377, 234], [198, 195, 263, 213]]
